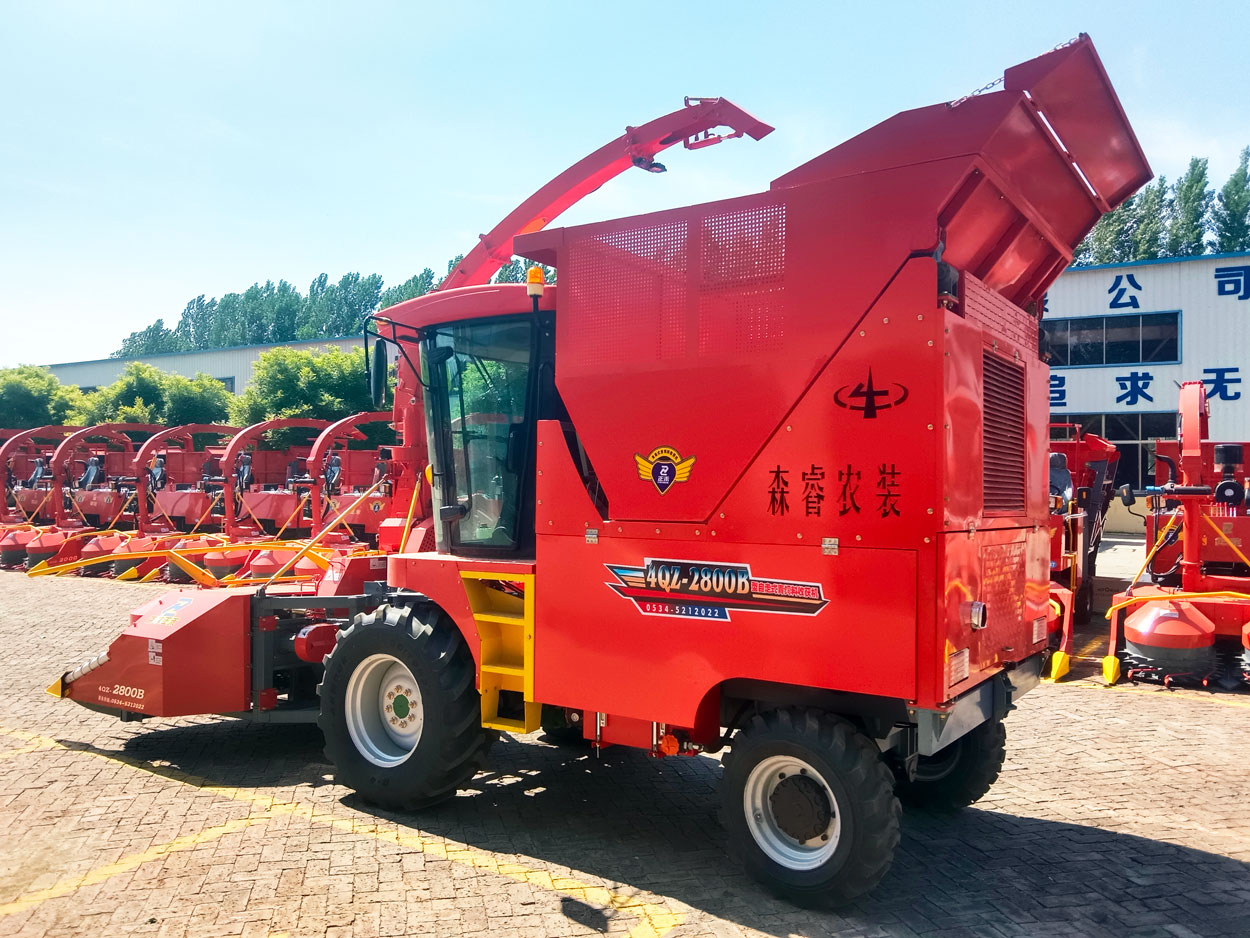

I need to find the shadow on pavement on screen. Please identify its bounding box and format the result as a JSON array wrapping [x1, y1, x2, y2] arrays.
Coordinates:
[[91, 720, 1250, 938]]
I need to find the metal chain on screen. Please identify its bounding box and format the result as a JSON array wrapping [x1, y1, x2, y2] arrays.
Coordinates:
[[947, 34, 1084, 109], [947, 76, 1004, 110]]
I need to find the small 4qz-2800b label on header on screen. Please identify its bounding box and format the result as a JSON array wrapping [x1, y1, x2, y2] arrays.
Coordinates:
[[605, 559, 828, 620]]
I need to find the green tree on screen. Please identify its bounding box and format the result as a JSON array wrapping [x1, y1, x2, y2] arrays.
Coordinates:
[[1130, 176, 1169, 261], [0, 366, 83, 428], [1213, 147, 1250, 253], [112, 319, 189, 358], [297, 273, 384, 339], [229, 346, 372, 429], [69, 363, 229, 427], [1085, 195, 1137, 265], [173, 295, 218, 350], [162, 373, 231, 425], [1166, 158, 1214, 257], [379, 268, 437, 309]]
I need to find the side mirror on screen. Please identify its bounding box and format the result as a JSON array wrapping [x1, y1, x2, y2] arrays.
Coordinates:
[[369, 338, 388, 409], [1118, 483, 1136, 507]]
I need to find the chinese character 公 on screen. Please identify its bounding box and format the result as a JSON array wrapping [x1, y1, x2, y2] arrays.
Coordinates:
[[1107, 273, 1143, 309]]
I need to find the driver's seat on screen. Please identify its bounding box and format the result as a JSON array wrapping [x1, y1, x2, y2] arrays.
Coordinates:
[[149, 455, 167, 492], [235, 453, 253, 491], [1049, 452, 1074, 503], [324, 453, 342, 495], [78, 456, 102, 488]]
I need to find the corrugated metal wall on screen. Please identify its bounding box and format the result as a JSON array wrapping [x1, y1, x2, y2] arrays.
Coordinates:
[[1046, 252, 1250, 439]]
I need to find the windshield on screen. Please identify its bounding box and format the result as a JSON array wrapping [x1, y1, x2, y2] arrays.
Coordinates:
[[426, 318, 535, 550]]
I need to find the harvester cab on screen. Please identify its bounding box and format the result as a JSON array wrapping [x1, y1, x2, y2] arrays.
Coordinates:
[[50, 40, 1153, 907]]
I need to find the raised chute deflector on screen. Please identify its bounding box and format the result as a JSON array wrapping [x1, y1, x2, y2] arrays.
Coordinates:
[[1003, 36, 1152, 210], [770, 34, 1150, 306]]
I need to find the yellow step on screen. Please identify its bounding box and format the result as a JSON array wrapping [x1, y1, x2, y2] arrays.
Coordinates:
[[482, 663, 525, 678], [473, 611, 524, 625]]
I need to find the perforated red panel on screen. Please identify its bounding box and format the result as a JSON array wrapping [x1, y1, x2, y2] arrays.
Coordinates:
[[963, 273, 1037, 350], [565, 219, 688, 364]]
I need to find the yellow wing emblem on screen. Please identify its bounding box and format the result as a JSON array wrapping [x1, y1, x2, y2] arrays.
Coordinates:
[[634, 452, 655, 480], [634, 447, 695, 493]]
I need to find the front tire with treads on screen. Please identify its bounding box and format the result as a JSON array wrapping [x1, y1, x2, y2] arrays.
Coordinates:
[[319, 603, 494, 810]]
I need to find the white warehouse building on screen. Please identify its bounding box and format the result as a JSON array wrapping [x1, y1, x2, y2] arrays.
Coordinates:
[[1043, 250, 1250, 491], [46, 335, 368, 394]]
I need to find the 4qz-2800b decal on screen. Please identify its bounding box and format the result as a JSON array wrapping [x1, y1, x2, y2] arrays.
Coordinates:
[[606, 559, 828, 620]]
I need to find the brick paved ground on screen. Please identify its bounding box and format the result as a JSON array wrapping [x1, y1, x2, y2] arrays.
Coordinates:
[[0, 569, 1248, 938]]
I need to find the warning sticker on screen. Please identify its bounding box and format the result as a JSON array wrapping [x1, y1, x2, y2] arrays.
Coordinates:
[[147, 638, 163, 667]]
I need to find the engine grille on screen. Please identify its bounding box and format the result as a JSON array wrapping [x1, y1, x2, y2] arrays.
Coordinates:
[[982, 351, 1026, 514]]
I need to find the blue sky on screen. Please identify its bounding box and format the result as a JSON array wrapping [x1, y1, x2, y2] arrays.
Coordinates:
[[2, 0, 1247, 368]]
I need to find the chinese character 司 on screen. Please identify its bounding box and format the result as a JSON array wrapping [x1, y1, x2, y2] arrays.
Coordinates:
[[1214, 266, 1250, 301], [876, 463, 901, 518], [1107, 273, 1143, 309], [837, 464, 861, 516], [1115, 370, 1154, 405], [1204, 366, 1242, 401], [801, 465, 825, 517], [767, 465, 790, 516], [1049, 374, 1067, 408]]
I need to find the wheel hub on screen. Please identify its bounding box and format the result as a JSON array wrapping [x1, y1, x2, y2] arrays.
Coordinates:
[[743, 754, 842, 870], [345, 655, 424, 767], [769, 774, 832, 842]]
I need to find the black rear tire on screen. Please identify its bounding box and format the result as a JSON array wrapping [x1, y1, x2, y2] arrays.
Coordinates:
[[318, 603, 494, 810], [722, 708, 900, 907], [896, 718, 1005, 810]]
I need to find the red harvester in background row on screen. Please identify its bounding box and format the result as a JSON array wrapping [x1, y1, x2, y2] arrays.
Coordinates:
[[1108, 381, 1250, 689], [1044, 425, 1119, 679]]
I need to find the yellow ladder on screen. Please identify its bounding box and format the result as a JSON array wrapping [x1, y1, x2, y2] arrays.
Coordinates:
[[460, 570, 540, 733]]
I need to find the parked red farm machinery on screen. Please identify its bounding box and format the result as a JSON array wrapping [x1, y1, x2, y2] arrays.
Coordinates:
[[1106, 381, 1250, 689], [49, 40, 1150, 906], [1045, 425, 1120, 679], [1, 425, 81, 539], [27, 416, 398, 585]]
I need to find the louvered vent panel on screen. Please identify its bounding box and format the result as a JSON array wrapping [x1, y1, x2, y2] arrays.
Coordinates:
[[982, 351, 1026, 514]]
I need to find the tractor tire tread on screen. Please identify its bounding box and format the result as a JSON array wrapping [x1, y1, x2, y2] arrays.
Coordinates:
[[318, 602, 492, 811], [723, 707, 900, 908], [897, 718, 1006, 810]]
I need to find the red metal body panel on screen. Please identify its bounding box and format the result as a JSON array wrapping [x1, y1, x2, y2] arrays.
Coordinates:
[[63, 588, 252, 716]]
